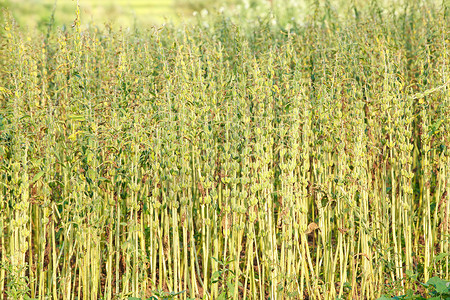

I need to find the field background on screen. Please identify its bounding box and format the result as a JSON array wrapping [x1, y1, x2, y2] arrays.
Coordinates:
[[3, 0, 230, 29]]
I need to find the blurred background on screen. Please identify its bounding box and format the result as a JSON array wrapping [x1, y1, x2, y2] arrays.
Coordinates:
[[4, 0, 445, 33], [0, 0, 240, 29]]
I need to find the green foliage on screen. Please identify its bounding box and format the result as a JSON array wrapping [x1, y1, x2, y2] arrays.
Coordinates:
[[378, 276, 450, 299], [211, 257, 242, 300], [0, 258, 35, 300], [128, 289, 189, 300]]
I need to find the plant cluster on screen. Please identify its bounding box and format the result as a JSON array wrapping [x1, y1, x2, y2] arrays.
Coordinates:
[[0, 0, 449, 299]]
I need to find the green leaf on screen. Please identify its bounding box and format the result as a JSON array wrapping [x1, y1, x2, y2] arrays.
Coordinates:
[[169, 290, 187, 296], [211, 270, 222, 281], [216, 292, 227, 300], [405, 269, 417, 279], [31, 171, 45, 184], [433, 252, 450, 263], [426, 277, 450, 294], [68, 114, 86, 122]]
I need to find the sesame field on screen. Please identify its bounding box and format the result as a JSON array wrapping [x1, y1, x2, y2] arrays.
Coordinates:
[[0, 0, 449, 299]]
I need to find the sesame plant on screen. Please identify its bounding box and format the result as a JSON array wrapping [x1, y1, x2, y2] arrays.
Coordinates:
[[0, 0, 449, 299]]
